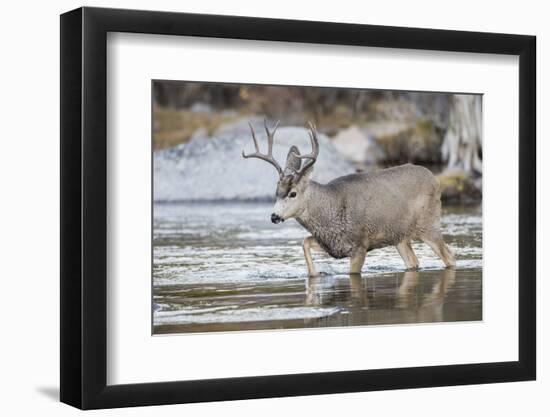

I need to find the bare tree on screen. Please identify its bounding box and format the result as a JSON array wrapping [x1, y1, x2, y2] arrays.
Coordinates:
[[441, 95, 482, 175]]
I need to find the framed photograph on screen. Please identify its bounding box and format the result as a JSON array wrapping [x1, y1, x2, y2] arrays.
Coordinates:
[[60, 6, 536, 409]]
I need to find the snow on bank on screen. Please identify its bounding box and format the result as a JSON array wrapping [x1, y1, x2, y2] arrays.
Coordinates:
[[154, 125, 355, 202]]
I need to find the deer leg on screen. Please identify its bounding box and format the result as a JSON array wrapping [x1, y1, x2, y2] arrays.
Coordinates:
[[303, 236, 322, 277], [421, 231, 456, 268], [396, 240, 419, 270], [350, 248, 367, 275]]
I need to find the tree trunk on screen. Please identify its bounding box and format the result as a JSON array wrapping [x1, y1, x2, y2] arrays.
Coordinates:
[[441, 95, 482, 175]]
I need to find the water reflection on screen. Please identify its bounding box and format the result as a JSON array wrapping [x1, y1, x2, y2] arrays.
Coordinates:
[[154, 267, 480, 334], [397, 269, 456, 323], [302, 269, 460, 327], [305, 274, 369, 308], [153, 203, 482, 334]]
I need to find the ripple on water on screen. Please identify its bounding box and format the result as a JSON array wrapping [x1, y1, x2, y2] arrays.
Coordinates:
[[154, 305, 342, 325], [153, 202, 482, 331]]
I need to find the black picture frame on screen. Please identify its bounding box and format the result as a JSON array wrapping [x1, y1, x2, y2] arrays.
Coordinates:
[[60, 6, 536, 410]]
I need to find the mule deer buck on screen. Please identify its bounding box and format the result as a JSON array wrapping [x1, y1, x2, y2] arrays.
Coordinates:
[[242, 120, 456, 277]]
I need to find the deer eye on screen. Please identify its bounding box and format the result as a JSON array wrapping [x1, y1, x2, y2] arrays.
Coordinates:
[[289, 191, 297, 198]]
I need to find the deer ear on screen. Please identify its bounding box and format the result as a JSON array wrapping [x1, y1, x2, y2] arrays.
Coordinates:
[[284, 146, 301, 175], [295, 163, 314, 185]]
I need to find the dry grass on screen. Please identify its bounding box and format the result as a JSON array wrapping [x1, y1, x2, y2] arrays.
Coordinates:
[[153, 107, 239, 150], [152, 97, 388, 150]]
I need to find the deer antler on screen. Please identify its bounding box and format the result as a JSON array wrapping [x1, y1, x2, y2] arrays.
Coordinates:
[[242, 120, 283, 178], [291, 121, 319, 182]]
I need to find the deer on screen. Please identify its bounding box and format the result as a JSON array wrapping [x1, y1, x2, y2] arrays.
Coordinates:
[[242, 120, 456, 277]]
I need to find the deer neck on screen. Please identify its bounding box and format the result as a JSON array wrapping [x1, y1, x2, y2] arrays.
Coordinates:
[[295, 181, 354, 259], [295, 182, 339, 237]]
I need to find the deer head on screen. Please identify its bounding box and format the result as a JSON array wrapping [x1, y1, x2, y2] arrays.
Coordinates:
[[242, 120, 319, 223]]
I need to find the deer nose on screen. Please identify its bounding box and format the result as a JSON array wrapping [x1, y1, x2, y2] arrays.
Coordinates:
[[271, 213, 283, 224]]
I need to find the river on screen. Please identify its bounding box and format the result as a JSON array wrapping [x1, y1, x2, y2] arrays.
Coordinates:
[[153, 202, 482, 334]]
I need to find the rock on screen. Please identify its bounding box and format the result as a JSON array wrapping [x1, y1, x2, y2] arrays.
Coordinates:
[[363, 121, 415, 162], [364, 119, 442, 164], [407, 119, 443, 163], [437, 169, 482, 203], [189, 127, 208, 141], [213, 116, 265, 136], [190, 102, 213, 113], [154, 126, 355, 201], [331, 125, 385, 164]]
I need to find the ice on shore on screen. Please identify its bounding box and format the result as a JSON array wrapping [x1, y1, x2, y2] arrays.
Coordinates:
[[154, 125, 355, 202]]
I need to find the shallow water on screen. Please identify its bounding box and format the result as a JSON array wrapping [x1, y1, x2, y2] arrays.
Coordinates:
[[153, 202, 482, 334]]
